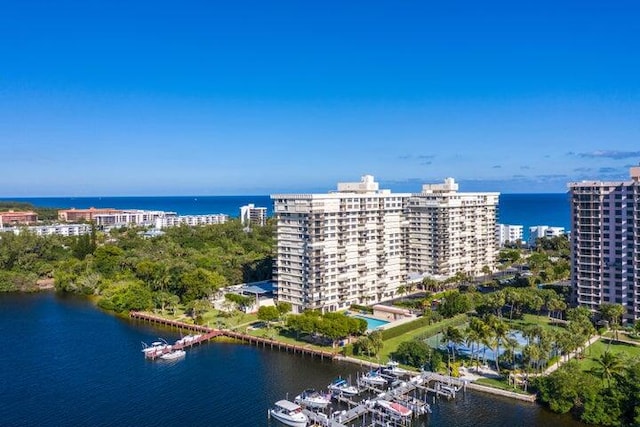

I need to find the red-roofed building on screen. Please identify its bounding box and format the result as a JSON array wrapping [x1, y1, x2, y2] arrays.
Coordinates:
[[58, 208, 122, 222], [0, 210, 38, 227]]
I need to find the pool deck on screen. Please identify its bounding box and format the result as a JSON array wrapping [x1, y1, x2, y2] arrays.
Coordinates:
[[350, 312, 418, 331]]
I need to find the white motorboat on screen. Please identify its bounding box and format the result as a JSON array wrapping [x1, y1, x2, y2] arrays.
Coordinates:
[[360, 370, 387, 387], [409, 375, 424, 385], [383, 360, 410, 376], [328, 378, 359, 396], [269, 400, 308, 427], [376, 399, 412, 418], [294, 389, 331, 409], [159, 349, 186, 360], [141, 340, 167, 354]]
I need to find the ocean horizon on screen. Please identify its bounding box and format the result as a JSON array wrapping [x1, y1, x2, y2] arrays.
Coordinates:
[[1, 193, 571, 240]]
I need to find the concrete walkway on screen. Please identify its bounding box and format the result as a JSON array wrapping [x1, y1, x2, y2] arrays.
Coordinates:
[[604, 332, 640, 347], [543, 335, 600, 375]]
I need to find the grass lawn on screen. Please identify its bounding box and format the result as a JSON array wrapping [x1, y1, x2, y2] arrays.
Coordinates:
[[474, 378, 531, 395], [474, 377, 529, 395], [577, 339, 640, 371], [242, 326, 334, 352], [603, 331, 640, 342], [507, 313, 565, 332], [140, 308, 258, 330], [378, 314, 468, 361]]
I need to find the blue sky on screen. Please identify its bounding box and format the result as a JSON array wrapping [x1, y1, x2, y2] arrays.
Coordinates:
[[2, 0, 639, 196]]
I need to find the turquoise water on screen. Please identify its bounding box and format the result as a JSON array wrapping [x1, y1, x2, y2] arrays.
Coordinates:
[[354, 314, 390, 330]]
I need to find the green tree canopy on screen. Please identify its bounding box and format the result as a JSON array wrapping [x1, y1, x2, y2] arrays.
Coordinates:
[[393, 340, 431, 369], [257, 305, 280, 324]]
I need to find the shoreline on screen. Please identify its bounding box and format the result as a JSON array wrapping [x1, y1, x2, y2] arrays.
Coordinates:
[[131, 310, 540, 404]]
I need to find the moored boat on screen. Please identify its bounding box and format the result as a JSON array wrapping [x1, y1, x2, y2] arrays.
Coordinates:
[[141, 339, 168, 354], [360, 370, 387, 387], [383, 360, 410, 376], [159, 349, 186, 360], [269, 400, 308, 427], [328, 378, 359, 396], [376, 399, 412, 418], [294, 389, 331, 409]]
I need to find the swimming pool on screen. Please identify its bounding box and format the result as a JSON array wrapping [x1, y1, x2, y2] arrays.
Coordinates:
[[353, 314, 390, 330]]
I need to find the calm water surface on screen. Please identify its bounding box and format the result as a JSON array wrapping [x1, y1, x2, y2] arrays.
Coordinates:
[[0, 293, 583, 426]]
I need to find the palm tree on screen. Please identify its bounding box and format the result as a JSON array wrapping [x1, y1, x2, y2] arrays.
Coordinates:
[[537, 329, 553, 370], [479, 324, 496, 368], [600, 303, 625, 349], [441, 326, 464, 363], [469, 317, 489, 370], [506, 336, 519, 367], [503, 287, 519, 321], [523, 343, 542, 373], [490, 318, 510, 373], [481, 265, 492, 278], [397, 285, 407, 298], [464, 326, 480, 369], [591, 351, 625, 388], [546, 298, 566, 322], [555, 330, 573, 362]]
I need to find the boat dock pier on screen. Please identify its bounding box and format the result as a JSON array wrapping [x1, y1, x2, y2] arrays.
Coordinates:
[[130, 311, 211, 332], [288, 370, 465, 426], [143, 330, 223, 360], [130, 311, 338, 361], [304, 404, 411, 427], [224, 330, 336, 360]]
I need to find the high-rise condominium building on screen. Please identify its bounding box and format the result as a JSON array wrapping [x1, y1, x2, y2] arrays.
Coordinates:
[[569, 166, 640, 323], [407, 178, 499, 278], [271, 175, 499, 313], [271, 175, 409, 313]]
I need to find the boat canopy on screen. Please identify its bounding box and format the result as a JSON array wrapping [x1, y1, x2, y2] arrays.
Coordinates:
[[275, 400, 302, 411]]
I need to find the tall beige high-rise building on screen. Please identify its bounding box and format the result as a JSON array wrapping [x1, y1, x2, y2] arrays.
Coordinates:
[[271, 175, 499, 313], [271, 175, 409, 313], [569, 166, 640, 322], [407, 178, 499, 278]]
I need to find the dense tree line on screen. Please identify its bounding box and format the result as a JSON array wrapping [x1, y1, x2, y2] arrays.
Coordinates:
[[0, 231, 70, 291], [1, 220, 274, 313], [285, 310, 367, 347], [535, 355, 640, 426]]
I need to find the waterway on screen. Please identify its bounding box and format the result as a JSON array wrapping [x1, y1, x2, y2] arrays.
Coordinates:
[[0, 293, 583, 426]]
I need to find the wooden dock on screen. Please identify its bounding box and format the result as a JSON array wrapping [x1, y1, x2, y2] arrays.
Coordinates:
[[224, 330, 337, 360], [130, 311, 338, 361], [130, 312, 212, 332], [142, 330, 223, 360]]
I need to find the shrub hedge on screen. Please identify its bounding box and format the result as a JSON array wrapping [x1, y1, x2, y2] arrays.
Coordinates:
[[382, 316, 433, 340]]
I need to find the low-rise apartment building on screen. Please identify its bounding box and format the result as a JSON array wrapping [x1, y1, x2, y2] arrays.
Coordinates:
[[528, 225, 566, 247], [58, 208, 121, 222], [240, 204, 267, 227], [155, 214, 228, 228], [1, 223, 91, 237], [496, 224, 524, 247], [0, 211, 38, 227]]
